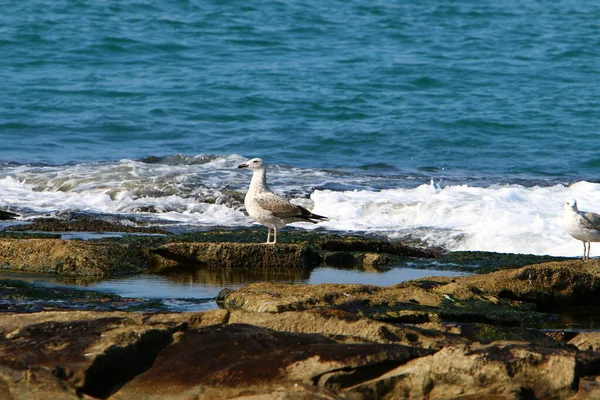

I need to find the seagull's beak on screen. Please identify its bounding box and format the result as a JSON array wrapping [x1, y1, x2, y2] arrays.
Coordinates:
[[237, 162, 248, 169]]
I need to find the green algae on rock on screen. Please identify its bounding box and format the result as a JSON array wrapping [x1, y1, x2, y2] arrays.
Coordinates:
[[7, 216, 171, 235], [0, 238, 151, 276], [152, 242, 323, 271]]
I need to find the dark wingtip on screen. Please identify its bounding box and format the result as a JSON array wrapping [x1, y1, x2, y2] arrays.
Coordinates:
[[297, 205, 327, 222], [0, 210, 19, 220], [310, 214, 328, 221]]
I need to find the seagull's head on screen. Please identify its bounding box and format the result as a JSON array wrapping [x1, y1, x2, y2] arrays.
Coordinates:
[[565, 197, 578, 211], [237, 158, 265, 170]]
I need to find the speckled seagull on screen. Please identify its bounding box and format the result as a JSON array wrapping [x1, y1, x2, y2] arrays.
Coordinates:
[[563, 198, 600, 260], [238, 158, 327, 244]]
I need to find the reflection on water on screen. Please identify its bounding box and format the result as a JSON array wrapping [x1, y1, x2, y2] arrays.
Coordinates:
[[539, 306, 600, 331], [308, 267, 464, 286], [0, 266, 467, 312], [163, 267, 312, 287]]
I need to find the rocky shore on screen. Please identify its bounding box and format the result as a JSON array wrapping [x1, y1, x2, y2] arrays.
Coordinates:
[[1, 216, 599, 399]]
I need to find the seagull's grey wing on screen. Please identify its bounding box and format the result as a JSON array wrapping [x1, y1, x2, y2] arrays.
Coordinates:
[[581, 211, 600, 231], [254, 191, 303, 219]]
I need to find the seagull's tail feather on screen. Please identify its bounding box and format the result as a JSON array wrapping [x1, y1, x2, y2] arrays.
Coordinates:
[[297, 206, 328, 223], [0, 210, 18, 220]]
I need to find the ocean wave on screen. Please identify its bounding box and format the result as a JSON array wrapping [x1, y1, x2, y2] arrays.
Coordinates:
[[0, 156, 597, 257]]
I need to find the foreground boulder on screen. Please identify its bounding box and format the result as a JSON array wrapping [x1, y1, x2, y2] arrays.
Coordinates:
[[0, 310, 228, 400], [2, 308, 600, 400], [351, 341, 580, 399], [110, 323, 431, 400]]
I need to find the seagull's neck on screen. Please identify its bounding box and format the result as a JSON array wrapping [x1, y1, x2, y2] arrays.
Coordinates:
[[249, 168, 269, 192]]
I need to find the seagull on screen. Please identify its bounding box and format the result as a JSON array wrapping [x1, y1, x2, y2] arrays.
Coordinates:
[[563, 198, 600, 260], [238, 158, 327, 244]]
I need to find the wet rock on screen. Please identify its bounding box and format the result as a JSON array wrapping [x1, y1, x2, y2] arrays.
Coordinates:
[[319, 237, 439, 259], [0, 310, 227, 400], [110, 323, 430, 400], [217, 281, 547, 327], [349, 341, 579, 399], [227, 309, 468, 350], [454, 259, 600, 307], [0, 226, 446, 276], [215, 260, 600, 326], [7, 216, 170, 235], [0, 238, 151, 276], [438, 322, 560, 345], [568, 332, 600, 352], [152, 242, 322, 271], [439, 251, 568, 272], [323, 252, 392, 271], [574, 375, 600, 400]]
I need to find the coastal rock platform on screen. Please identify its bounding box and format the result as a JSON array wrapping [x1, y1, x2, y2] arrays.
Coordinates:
[[1, 260, 600, 399], [1, 218, 598, 399]]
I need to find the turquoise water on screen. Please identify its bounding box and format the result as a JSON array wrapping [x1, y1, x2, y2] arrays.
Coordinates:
[[1, 0, 600, 257], [0, 267, 467, 312], [2, 0, 599, 182]]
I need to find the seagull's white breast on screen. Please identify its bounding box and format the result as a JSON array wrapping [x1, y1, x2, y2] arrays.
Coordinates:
[[564, 208, 600, 242]]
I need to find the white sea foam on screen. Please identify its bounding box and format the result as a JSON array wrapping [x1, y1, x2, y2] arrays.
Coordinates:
[[1, 157, 599, 257], [309, 180, 600, 257]]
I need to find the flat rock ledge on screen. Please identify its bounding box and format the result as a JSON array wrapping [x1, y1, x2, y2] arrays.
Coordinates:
[[0, 238, 150, 276], [0, 231, 440, 276], [2, 260, 600, 399]]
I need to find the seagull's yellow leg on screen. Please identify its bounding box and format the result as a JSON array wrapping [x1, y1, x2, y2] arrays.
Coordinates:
[[266, 228, 271, 244]]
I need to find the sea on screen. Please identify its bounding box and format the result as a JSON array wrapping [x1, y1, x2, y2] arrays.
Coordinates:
[[1, 0, 599, 261]]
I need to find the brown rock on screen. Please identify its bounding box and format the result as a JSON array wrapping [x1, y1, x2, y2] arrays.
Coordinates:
[[573, 375, 600, 400], [0, 238, 150, 276], [227, 309, 468, 350], [110, 323, 430, 400], [153, 242, 322, 270], [324, 252, 392, 271], [454, 260, 600, 307], [568, 332, 600, 352], [0, 310, 226, 399], [319, 238, 439, 258], [349, 341, 578, 399], [217, 281, 544, 326]]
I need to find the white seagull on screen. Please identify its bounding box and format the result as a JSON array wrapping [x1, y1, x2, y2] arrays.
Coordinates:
[[238, 158, 327, 244], [563, 198, 600, 260]]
